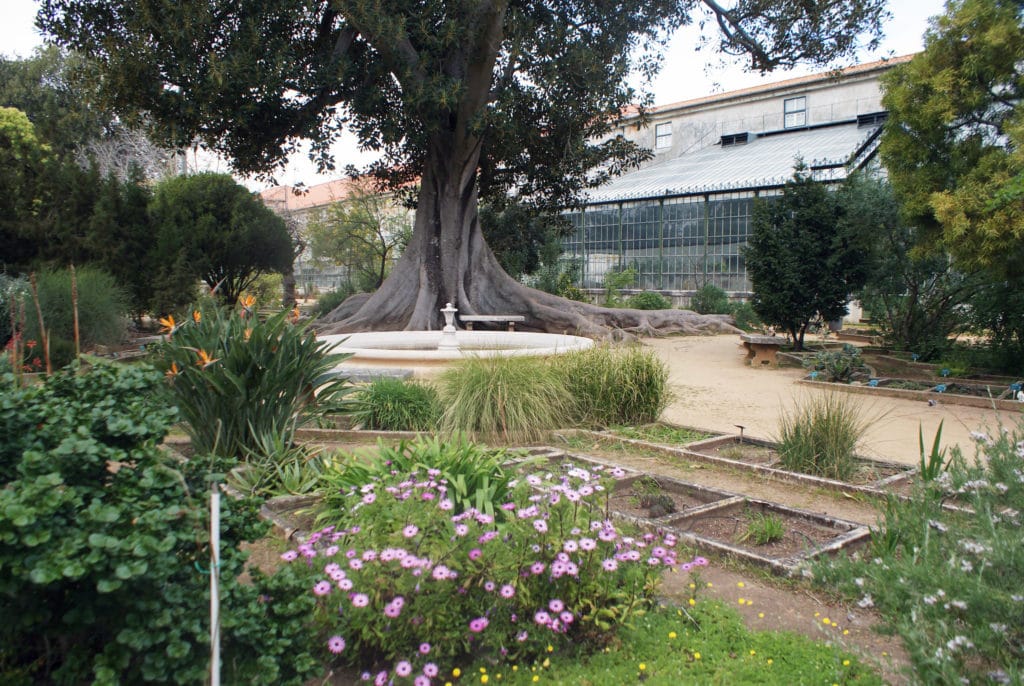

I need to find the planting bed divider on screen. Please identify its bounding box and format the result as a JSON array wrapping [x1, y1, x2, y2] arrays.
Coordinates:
[[666, 498, 871, 576], [555, 429, 917, 498], [796, 377, 1024, 412], [513, 448, 872, 575]]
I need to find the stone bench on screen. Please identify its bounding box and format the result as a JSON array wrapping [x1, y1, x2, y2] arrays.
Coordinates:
[[740, 334, 785, 368], [459, 314, 526, 331]]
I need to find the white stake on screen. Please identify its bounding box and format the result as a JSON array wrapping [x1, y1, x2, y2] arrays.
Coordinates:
[[210, 487, 221, 686]]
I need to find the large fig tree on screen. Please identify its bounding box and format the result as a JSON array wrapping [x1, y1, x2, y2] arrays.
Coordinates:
[[38, 0, 886, 335]]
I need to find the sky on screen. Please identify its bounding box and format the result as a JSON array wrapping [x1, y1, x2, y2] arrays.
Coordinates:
[[0, 0, 946, 189]]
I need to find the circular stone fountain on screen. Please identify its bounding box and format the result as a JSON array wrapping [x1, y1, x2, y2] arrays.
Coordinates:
[[319, 304, 593, 376]]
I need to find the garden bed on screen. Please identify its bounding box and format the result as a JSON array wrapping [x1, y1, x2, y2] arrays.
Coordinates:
[[556, 429, 917, 497], [797, 377, 1023, 411], [667, 498, 871, 575], [606, 474, 739, 522]]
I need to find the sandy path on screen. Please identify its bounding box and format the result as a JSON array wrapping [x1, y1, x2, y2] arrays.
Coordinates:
[[645, 334, 1018, 466]]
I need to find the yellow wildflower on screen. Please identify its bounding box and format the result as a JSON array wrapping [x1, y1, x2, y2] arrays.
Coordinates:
[[480, 676, 488, 684], [689, 598, 696, 606], [843, 660, 850, 667], [668, 631, 677, 639], [639, 663, 646, 671], [532, 677, 539, 683], [737, 582, 745, 588], [452, 668, 461, 678], [693, 652, 701, 660], [738, 598, 745, 605]]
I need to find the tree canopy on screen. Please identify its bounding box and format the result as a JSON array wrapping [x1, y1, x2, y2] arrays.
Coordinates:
[[148, 173, 294, 309], [744, 164, 874, 350], [39, 0, 887, 334], [880, 0, 1024, 278]]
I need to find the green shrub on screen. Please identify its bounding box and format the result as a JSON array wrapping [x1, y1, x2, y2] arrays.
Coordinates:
[[0, 363, 319, 684], [739, 512, 786, 545], [153, 299, 352, 459], [321, 435, 516, 520], [730, 301, 763, 331], [22, 267, 129, 367], [816, 423, 1024, 684], [804, 344, 867, 382], [248, 272, 284, 309], [0, 274, 29, 347], [559, 345, 671, 426], [776, 393, 873, 481], [602, 267, 637, 307], [350, 377, 441, 431], [626, 291, 673, 310], [289, 456, 688, 680], [312, 285, 357, 319], [438, 355, 573, 443], [690, 283, 731, 314]]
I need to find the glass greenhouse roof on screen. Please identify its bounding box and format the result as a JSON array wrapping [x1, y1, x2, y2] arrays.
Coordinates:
[[583, 121, 882, 204]]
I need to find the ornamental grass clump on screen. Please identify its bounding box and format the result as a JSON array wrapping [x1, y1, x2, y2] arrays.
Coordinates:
[[815, 423, 1024, 684], [559, 344, 671, 427], [153, 297, 352, 459], [281, 452, 698, 682], [350, 377, 441, 431], [776, 392, 873, 481], [438, 355, 573, 443]]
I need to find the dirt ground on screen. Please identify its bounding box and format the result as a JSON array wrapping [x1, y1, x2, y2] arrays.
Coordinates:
[[645, 333, 1018, 466]]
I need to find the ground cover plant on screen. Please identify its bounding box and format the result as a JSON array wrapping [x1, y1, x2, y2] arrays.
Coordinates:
[[0, 362, 320, 684], [776, 393, 874, 482], [609, 423, 713, 445], [458, 600, 883, 685], [804, 344, 868, 383], [153, 297, 351, 459], [816, 423, 1024, 684], [284, 455, 688, 682]]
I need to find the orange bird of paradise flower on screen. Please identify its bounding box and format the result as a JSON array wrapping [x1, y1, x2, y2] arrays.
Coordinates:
[[195, 349, 220, 369], [159, 314, 177, 333], [192, 310, 202, 324], [165, 361, 180, 380]]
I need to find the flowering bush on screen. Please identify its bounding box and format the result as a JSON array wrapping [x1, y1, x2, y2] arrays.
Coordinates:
[[817, 422, 1024, 684], [153, 297, 351, 459], [278, 456, 701, 682]]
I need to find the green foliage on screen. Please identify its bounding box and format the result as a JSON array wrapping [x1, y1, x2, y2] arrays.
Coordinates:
[[816, 423, 1024, 684], [0, 363, 320, 684], [690, 283, 731, 314], [312, 286, 357, 319], [292, 457, 683, 678], [609, 423, 712, 445], [439, 355, 573, 443], [149, 173, 293, 310], [626, 290, 672, 310], [462, 601, 882, 685], [20, 266, 129, 367], [963, 278, 1024, 373], [229, 429, 329, 497], [729, 301, 763, 332], [602, 267, 637, 307], [153, 299, 352, 459], [880, 0, 1024, 278], [306, 181, 411, 291], [0, 274, 29, 346], [349, 377, 441, 431], [803, 344, 867, 383], [559, 345, 671, 427], [918, 421, 949, 482], [481, 203, 573, 280], [776, 393, 873, 481], [852, 176, 972, 360], [0, 107, 50, 269], [248, 272, 284, 309], [320, 435, 515, 521], [745, 164, 875, 350], [739, 512, 786, 545]]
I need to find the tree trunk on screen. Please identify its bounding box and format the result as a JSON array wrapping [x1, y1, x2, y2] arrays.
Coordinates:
[[317, 140, 738, 339]]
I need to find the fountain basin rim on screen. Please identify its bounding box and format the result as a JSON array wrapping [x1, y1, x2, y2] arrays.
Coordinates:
[[318, 331, 593, 361]]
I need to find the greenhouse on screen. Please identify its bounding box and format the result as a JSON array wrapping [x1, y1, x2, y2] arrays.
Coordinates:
[[561, 117, 885, 295]]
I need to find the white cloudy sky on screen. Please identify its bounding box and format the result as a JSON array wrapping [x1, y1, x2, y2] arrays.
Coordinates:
[[1, 0, 945, 189]]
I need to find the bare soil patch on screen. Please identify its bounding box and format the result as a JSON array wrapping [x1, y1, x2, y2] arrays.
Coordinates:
[[678, 502, 842, 559]]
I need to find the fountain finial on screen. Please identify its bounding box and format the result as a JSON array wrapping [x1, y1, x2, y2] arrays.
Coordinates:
[[438, 302, 460, 350]]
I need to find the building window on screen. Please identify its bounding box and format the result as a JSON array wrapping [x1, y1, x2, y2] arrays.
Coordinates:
[[655, 122, 672, 149], [784, 96, 807, 128]]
